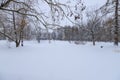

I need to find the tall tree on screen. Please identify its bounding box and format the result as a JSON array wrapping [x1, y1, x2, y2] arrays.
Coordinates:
[[114, 0, 119, 46], [0, 0, 85, 47], [99, 0, 119, 46], [86, 9, 101, 46]]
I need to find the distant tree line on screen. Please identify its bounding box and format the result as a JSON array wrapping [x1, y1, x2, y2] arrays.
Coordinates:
[[35, 16, 117, 46], [0, 12, 118, 46], [0, 0, 120, 47], [0, 0, 85, 47]]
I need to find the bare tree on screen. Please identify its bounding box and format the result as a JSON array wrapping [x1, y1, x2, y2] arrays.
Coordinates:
[[86, 9, 101, 46], [0, 0, 85, 47], [0, 0, 39, 47], [114, 0, 119, 46], [98, 0, 119, 46]]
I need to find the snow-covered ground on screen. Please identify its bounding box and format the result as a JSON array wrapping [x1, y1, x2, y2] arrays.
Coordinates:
[[0, 40, 120, 80]]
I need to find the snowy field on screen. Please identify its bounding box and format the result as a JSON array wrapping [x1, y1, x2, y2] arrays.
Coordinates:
[[0, 40, 120, 80]]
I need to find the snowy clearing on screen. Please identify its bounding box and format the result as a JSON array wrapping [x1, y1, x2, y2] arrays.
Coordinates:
[[0, 40, 120, 80]]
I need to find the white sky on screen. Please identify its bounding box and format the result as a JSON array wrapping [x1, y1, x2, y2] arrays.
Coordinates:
[[84, 0, 107, 7], [63, 0, 107, 26], [37, 0, 107, 28], [38, 0, 107, 14]]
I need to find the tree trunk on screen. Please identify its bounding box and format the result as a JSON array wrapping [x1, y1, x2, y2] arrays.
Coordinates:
[[114, 0, 119, 46], [13, 4, 19, 47], [21, 40, 23, 46], [16, 41, 20, 47], [91, 31, 95, 46], [21, 31, 24, 46]]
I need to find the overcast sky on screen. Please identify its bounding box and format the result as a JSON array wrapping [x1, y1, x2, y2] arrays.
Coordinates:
[[38, 0, 107, 28], [65, 0, 107, 26], [84, 0, 107, 7], [38, 0, 107, 13]]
